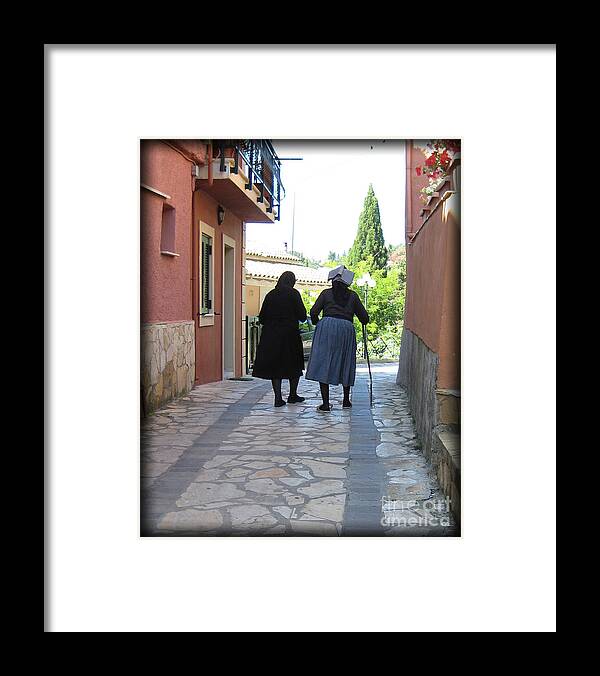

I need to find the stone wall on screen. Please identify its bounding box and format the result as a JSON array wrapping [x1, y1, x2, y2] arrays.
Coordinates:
[[397, 327, 461, 524], [397, 327, 439, 461], [433, 430, 461, 524], [141, 321, 195, 415]]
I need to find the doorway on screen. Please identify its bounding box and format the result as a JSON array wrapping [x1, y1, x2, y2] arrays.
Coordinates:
[[222, 235, 236, 379]]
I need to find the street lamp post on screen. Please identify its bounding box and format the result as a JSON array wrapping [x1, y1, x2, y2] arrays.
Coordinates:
[[356, 272, 376, 358]]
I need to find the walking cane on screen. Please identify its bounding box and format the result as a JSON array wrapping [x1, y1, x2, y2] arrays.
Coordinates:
[[362, 323, 373, 407]]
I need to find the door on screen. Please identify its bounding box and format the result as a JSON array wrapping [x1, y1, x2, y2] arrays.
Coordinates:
[[222, 235, 236, 379]]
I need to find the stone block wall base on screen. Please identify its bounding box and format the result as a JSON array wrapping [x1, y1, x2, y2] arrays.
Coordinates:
[[396, 327, 439, 461], [141, 320, 195, 415], [433, 429, 461, 525], [397, 327, 461, 525], [436, 388, 460, 426]]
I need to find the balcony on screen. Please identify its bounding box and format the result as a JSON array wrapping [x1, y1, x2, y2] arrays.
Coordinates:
[[194, 140, 284, 224]]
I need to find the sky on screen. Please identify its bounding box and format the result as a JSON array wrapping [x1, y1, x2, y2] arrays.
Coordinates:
[[245, 140, 406, 261]]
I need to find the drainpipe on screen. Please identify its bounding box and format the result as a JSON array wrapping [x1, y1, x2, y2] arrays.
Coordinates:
[[406, 140, 413, 244], [207, 142, 213, 186]]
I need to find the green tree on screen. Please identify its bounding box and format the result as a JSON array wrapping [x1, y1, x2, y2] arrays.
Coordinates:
[[289, 250, 321, 269], [347, 184, 388, 273], [321, 260, 341, 269], [299, 288, 320, 316], [350, 255, 406, 359]]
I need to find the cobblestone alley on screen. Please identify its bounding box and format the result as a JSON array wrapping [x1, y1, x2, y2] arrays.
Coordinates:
[[141, 364, 458, 536]]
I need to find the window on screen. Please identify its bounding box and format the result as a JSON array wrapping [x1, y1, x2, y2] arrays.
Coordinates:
[[201, 234, 213, 313], [160, 204, 177, 255], [199, 222, 215, 326]]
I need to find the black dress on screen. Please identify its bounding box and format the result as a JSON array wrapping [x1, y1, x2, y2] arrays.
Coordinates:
[[252, 285, 307, 380]]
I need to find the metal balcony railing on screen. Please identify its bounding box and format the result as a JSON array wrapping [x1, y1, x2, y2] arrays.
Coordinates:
[[214, 140, 285, 220]]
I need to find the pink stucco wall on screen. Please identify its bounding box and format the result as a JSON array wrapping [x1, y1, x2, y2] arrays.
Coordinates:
[[140, 141, 193, 323], [140, 139, 249, 386], [404, 140, 460, 391], [437, 202, 460, 390]]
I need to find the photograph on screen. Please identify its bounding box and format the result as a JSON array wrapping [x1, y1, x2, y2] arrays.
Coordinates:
[[140, 139, 461, 536], [46, 44, 555, 632]]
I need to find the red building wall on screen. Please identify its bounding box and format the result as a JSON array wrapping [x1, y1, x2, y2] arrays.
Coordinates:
[[438, 202, 460, 391], [403, 140, 460, 391], [140, 141, 194, 323], [141, 139, 250, 388]]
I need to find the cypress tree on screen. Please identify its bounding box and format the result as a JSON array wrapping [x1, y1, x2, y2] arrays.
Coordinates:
[[347, 184, 388, 272]]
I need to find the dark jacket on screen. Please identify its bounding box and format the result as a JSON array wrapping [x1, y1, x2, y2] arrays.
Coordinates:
[[252, 285, 307, 380], [310, 288, 369, 325]]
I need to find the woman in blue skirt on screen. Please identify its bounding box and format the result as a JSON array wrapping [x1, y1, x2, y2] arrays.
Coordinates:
[[305, 265, 369, 411]]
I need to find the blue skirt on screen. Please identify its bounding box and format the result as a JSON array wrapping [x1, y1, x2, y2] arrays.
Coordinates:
[[305, 316, 357, 387]]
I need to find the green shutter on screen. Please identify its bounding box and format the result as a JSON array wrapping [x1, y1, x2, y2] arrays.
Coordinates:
[[201, 234, 212, 314]]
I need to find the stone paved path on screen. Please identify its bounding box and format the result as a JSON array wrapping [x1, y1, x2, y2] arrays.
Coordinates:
[[141, 364, 458, 536]]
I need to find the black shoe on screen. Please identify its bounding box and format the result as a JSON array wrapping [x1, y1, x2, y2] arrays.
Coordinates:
[[342, 400, 352, 408], [274, 399, 287, 408], [317, 404, 331, 412], [287, 395, 305, 404]]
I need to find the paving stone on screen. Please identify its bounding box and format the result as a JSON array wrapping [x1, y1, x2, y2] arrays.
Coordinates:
[[176, 482, 246, 507], [279, 478, 307, 487], [375, 442, 411, 458], [252, 495, 288, 506], [249, 468, 289, 479], [244, 462, 275, 470], [204, 455, 238, 469], [302, 494, 346, 521], [298, 480, 345, 499], [289, 520, 338, 535], [144, 449, 185, 464], [194, 468, 224, 482], [302, 460, 346, 479], [388, 476, 419, 485], [245, 478, 285, 495], [225, 468, 252, 478], [157, 509, 223, 532], [229, 505, 278, 530]]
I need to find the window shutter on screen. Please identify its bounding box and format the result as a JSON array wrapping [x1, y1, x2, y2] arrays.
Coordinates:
[[201, 234, 212, 314]]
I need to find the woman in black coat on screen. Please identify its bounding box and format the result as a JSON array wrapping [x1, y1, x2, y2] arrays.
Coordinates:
[[251, 271, 307, 407]]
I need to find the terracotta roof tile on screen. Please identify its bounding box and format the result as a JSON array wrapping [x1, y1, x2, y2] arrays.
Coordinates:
[[245, 259, 329, 285]]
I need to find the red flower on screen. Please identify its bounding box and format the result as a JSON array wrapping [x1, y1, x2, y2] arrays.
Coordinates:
[[425, 154, 436, 167], [440, 150, 450, 168], [416, 167, 422, 176]]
